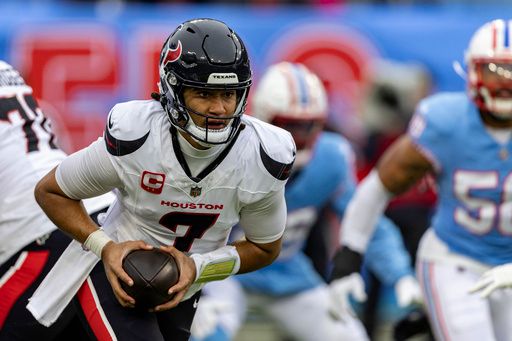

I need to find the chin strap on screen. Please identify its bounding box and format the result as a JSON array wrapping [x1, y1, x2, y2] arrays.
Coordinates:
[[150, 92, 162, 102]]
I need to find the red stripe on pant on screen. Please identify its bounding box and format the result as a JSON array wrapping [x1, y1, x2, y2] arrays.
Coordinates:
[[77, 278, 114, 341], [0, 250, 49, 328]]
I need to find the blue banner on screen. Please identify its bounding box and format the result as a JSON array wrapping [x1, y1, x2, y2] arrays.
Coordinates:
[[0, 2, 508, 151]]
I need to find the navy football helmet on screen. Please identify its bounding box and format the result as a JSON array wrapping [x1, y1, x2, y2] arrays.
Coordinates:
[[158, 18, 252, 145]]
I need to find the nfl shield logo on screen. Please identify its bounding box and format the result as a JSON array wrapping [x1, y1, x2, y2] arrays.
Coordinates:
[[190, 186, 202, 197]]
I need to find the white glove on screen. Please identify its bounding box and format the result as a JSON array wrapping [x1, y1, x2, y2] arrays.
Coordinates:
[[395, 275, 423, 308], [190, 297, 232, 340], [328, 273, 367, 321], [469, 263, 512, 298]]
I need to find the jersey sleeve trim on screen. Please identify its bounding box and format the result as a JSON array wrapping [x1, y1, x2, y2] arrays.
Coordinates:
[[409, 137, 442, 173], [259, 144, 294, 180], [104, 125, 150, 156]]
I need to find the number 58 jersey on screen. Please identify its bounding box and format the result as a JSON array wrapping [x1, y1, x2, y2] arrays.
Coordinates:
[[56, 99, 295, 254], [408, 92, 512, 265]]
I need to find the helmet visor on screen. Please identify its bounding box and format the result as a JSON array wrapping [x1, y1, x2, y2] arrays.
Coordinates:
[[271, 115, 325, 150], [476, 60, 512, 98]]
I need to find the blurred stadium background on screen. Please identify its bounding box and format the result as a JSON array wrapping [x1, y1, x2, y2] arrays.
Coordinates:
[[1, 0, 510, 340], [1, 0, 509, 154]]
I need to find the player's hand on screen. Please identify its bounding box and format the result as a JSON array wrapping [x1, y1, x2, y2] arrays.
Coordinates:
[[395, 275, 423, 308], [328, 273, 367, 321], [469, 264, 512, 298], [101, 240, 153, 308], [328, 246, 366, 320], [152, 245, 196, 312]]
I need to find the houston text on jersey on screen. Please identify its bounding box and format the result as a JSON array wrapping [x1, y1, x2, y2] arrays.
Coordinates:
[[160, 201, 224, 210]]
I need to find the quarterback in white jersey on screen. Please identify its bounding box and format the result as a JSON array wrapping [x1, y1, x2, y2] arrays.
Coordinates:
[[33, 18, 294, 341], [332, 19, 512, 341], [0, 60, 113, 340]]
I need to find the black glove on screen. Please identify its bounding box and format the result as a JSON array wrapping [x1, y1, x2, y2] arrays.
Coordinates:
[[330, 246, 364, 282], [328, 246, 367, 320]]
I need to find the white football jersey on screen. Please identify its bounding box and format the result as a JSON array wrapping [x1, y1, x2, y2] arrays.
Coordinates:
[[0, 61, 67, 264], [57, 99, 295, 254], [0, 61, 113, 264]]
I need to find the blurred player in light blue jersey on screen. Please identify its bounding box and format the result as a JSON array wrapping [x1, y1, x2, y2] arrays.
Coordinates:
[[191, 62, 422, 341], [332, 19, 512, 341]]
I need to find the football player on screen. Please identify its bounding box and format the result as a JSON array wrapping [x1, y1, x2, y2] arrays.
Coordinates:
[[30, 18, 295, 341], [0, 60, 114, 340], [190, 62, 422, 341], [332, 19, 512, 341]]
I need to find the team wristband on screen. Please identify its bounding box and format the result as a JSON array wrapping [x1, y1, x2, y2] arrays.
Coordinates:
[[83, 229, 112, 259]]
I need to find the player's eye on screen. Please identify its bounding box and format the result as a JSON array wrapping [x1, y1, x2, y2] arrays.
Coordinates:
[[197, 91, 210, 98], [223, 91, 236, 100]]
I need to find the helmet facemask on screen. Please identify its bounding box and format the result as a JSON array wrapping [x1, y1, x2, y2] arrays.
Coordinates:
[[469, 59, 512, 119], [271, 114, 325, 167], [159, 71, 249, 146], [466, 19, 512, 120], [270, 115, 325, 151]]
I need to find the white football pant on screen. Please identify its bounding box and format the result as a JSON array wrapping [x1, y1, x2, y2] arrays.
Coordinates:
[[195, 279, 368, 341], [417, 231, 512, 341]]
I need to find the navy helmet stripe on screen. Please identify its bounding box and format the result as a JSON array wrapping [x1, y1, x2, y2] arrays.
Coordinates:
[[290, 64, 309, 106], [505, 20, 510, 48]]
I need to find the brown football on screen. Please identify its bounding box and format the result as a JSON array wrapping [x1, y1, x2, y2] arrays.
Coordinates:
[[121, 249, 180, 309]]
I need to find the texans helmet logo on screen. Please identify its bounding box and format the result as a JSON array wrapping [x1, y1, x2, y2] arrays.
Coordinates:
[[163, 40, 182, 65]]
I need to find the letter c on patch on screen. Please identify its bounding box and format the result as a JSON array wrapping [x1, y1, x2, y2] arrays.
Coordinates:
[[141, 171, 166, 194]]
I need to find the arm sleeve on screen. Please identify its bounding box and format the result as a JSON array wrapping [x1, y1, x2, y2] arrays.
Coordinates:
[[238, 187, 287, 244], [56, 138, 123, 199], [339, 170, 394, 253], [363, 217, 413, 285]]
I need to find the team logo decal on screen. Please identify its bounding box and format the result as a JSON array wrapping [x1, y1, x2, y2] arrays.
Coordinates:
[[162, 40, 182, 65], [190, 185, 202, 197], [141, 171, 166, 194]]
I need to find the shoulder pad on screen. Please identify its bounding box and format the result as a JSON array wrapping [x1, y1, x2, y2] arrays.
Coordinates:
[[104, 100, 158, 156], [316, 132, 354, 165], [414, 92, 468, 136], [243, 116, 296, 180], [317, 132, 353, 158]]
